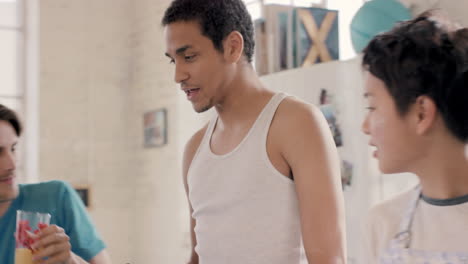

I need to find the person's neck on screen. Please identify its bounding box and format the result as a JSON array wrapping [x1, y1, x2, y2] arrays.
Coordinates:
[[0, 200, 12, 218], [414, 140, 468, 200], [214, 68, 272, 129]]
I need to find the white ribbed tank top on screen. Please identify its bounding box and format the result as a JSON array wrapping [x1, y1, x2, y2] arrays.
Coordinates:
[[187, 93, 307, 264]]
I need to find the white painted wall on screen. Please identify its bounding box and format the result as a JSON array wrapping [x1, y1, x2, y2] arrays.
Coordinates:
[[401, 0, 468, 26], [435, 0, 468, 26]]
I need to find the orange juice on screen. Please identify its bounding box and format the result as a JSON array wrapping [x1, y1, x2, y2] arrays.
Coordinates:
[[14, 248, 33, 264]]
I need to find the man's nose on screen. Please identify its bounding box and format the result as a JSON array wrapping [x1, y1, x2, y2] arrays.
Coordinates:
[[174, 63, 189, 84], [1, 151, 17, 171], [361, 114, 370, 135]]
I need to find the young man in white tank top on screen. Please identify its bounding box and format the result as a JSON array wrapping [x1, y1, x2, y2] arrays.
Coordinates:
[[162, 1, 346, 263]]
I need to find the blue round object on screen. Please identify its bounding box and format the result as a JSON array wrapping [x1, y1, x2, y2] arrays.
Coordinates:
[[350, 0, 412, 53]]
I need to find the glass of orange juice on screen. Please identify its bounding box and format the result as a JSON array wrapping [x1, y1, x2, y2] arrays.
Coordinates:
[[15, 210, 51, 264]]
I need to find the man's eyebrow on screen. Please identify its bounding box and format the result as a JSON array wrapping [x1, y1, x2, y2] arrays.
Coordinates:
[[364, 92, 373, 98], [176, 45, 193, 54], [165, 45, 193, 58]]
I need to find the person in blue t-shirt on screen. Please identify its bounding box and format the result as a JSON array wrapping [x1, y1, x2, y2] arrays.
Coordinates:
[[0, 104, 112, 264]]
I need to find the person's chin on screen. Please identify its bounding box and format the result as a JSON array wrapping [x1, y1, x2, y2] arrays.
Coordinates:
[[0, 185, 19, 202], [378, 162, 401, 175], [194, 103, 211, 113]]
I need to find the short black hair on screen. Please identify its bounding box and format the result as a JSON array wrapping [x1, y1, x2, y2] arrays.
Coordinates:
[[363, 11, 468, 142], [162, 0, 255, 63], [0, 104, 22, 136]]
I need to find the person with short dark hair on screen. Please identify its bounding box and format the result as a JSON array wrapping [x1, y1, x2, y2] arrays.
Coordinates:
[[162, 0, 347, 263], [0, 104, 112, 264], [361, 11, 468, 263]]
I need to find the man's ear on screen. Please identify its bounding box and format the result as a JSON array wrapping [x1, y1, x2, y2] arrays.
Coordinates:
[[413, 95, 437, 135], [223, 31, 244, 63]]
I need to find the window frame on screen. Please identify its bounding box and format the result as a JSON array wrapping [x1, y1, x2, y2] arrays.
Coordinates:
[[0, 0, 39, 183]]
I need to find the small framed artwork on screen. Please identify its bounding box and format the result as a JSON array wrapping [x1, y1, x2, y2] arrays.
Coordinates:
[[143, 108, 168, 148], [74, 185, 91, 209]]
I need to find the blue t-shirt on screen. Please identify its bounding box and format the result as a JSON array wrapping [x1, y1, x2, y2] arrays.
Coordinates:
[[0, 181, 106, 263]]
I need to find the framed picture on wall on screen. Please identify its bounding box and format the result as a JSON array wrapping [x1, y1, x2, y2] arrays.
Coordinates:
[[73, 185, 91, 209], [143, 108, 167, 148]]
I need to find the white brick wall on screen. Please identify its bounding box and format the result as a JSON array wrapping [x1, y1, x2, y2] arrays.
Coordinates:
[[128, 0, 209, 262], [40, 0, 134, 262], [39, 0, 209, 262], [129, 0, 182, 262]]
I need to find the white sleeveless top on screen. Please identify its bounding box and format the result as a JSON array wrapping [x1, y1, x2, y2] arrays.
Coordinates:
[[188, 93, 307, 264]]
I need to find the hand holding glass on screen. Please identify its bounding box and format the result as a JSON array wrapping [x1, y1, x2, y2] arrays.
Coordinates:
[[15, 210, 51, 264]]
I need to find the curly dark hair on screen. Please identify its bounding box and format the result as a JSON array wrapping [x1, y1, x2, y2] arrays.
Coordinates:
[[162, 0, 255, 63], [0, 104, 22, 136], [362, 11, 468, 142]]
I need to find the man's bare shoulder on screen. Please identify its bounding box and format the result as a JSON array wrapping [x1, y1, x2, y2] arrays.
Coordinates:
[[183, 123, 209, 168], [271, 95, 335, 163], [274, 96, 324, 131]]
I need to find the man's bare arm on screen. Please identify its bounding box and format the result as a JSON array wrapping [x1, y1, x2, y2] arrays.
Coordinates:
[[88, 250, 112, 264], [278, 99, 347, 264], [182, 125, 207, 264]]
